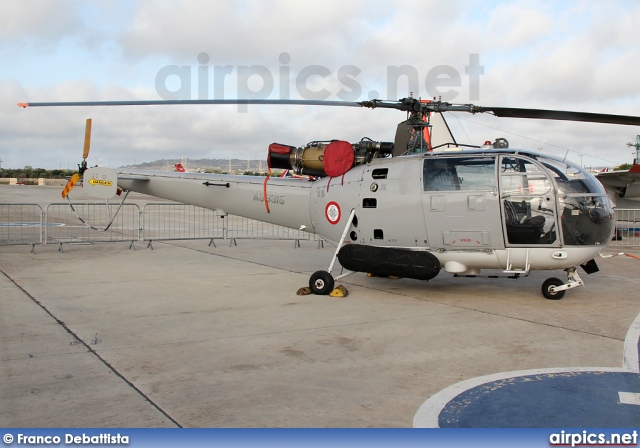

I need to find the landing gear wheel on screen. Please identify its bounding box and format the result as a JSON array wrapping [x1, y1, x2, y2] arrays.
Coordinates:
[[542, 277, 565, 300], [309, 271, 335, 295]]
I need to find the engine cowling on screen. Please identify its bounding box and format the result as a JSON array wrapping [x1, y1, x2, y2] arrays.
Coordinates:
[[268, 140, 393, 177]]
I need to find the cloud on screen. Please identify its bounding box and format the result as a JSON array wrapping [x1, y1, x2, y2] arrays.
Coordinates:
[[119, 0, 379, 65], [0, 1, 84, 52], [2, 0, 640, 170]]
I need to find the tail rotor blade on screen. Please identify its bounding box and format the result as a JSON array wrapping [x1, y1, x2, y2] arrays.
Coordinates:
[[83, 118, 92, 159], [62, 119, 90, 198], [61, 173, 80, 199]]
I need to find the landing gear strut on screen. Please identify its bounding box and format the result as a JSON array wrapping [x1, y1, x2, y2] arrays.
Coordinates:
[[541, 267, 584, 300], [307, 208, 356, 295]]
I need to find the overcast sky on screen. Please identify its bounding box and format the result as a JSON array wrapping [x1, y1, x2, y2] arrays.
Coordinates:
[[1, 0, 639, 170]]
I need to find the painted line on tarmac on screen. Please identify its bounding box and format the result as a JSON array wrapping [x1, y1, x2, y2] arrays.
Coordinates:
[[413, 311, 640, 427], [0, 268, 184, 428]]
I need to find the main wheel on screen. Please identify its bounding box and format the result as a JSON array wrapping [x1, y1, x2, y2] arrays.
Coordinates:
[[542, 277, 565, 300], [309, 271, 335, 295]]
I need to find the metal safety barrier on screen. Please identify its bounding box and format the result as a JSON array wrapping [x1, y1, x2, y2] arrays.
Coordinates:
[[1, 201, 319, 250], [142, 203, 223, 247], [612, 209, 640, 247], [225, 214, 311, 247], [0, 203, 44, 250], [45, 203, 141, 250]]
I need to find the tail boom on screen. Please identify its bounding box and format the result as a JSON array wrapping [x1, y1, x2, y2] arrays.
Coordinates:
[[117, 171, 315, 231]]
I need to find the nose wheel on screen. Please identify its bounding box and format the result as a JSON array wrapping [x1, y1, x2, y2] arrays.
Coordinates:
[[541, 267, 584, 300], [541, 277, 565, 300]]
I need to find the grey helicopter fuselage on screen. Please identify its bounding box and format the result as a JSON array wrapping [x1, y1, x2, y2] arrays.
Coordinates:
[[19, 96, 639, 298], [117, 147, 614, 277]]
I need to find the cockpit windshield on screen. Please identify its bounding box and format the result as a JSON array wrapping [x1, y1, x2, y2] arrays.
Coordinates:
[[535, 156, 605, 195], [500, 152, 614, 246]]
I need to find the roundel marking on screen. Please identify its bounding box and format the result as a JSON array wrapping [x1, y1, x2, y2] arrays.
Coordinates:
[[325, 201, 341, 225]]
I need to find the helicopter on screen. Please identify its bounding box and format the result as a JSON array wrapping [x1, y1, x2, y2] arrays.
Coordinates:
[[18, 97, 640, 299], [596, 157, 640, 210]]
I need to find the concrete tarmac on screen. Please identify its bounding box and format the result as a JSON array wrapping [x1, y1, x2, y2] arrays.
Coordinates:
[[1, 186, 640, 427]]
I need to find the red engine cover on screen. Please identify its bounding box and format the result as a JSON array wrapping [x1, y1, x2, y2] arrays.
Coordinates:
[[323, 140, 354, 177], [267, 143, 295, 169]]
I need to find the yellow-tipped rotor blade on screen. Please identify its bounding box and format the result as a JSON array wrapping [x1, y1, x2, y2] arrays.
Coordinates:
[[61, 173, 80, 199], [83, 118, 92, 159]]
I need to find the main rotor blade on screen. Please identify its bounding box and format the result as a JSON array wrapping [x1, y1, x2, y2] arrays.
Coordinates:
[[358, 99, 640, 126], [473, 106, 640, 126], [18, 97, 640, 126], [18, 99, 364, 108], [83, 118, 92, 159]]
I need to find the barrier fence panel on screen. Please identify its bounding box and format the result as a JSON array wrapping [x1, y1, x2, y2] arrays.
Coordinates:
[[0, 203, 44, 246], [2, 202, 319, 250], [45, 203, 141, 246], [613, 209, 640, 246], [225, 215, 311, 245], [142, 203, 224, 244]]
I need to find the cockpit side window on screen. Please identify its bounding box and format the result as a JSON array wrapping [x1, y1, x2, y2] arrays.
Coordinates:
[[500, 156, 557, 245], [424, 157, 496, 191], [500, 157, 551, 196]]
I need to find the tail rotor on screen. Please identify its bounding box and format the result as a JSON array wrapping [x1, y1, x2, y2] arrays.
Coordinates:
[[61, 118, 91, 199]]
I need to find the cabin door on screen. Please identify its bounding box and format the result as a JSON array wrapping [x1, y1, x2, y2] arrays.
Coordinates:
[[422, 156, 504, 250]]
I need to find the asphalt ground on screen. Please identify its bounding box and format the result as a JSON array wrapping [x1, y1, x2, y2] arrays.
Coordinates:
[[1, 185, 640, 427]]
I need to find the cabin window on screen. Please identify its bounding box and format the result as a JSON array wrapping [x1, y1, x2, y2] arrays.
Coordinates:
[[500, 157, 551, 196], [500, 156, 557, 245], [363, 198, 377, 208], [374, 229, 384, 239], [423, 157, 496, 191], [503, 196, 557, 245], [372, 168, 388, 179]]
